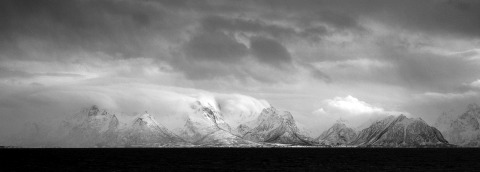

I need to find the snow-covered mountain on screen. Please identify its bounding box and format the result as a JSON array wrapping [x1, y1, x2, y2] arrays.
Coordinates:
[[59, 105, 188, 147], [317, 120, 357, 146], [175, 101, 256, 146], [61, 105, 120, 147], [241, 107, 315, 145], [435, 104, 480, 147], [119, 113, 187, 147], [350, 114, 448, 147], [10, 103, 459, 147]]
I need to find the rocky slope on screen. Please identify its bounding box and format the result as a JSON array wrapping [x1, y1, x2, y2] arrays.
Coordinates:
[[435, 104, 480, 146], [351, 114, 448, 147], [317, 121, 357, 146], [241, 107, 315, 145]]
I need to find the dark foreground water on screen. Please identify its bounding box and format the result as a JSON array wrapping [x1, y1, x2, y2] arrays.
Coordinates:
[[2, 148, 480, 171]]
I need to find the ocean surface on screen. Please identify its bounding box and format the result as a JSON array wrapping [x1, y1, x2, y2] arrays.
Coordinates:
[[2, 148, 479, 171]]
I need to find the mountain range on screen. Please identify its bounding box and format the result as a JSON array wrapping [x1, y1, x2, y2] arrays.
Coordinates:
[[9, 101, 471, 148]]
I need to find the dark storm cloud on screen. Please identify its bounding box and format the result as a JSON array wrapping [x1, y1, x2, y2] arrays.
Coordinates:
[[175, 16, 305, 82], [200, 15, 330, 41], [369, 0, 480, 38], [374, 36, 480, 92], [183, 31, 295, 68], [0, 0, 174, 60], [256, 0, 480, 38], [313, 10, 363, 31], [202, 16, 296, 39], [278, 10, 365, 35], [169, 52, 283, 84], [3, 0, 480, 58], [2, 0, 480, 85], [250, 37, 292, 67], [184, 31, 248, 62], [245, 0, 480, 90]]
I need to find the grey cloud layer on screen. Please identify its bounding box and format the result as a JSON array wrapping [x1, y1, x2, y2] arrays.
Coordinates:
[[1, 0, 480, 90], [251, 0, 480, 37], [0, 0, 187, 61], [184, 31, 248, 63]]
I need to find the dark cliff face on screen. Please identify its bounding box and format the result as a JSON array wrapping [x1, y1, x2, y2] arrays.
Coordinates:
[[242, 107, 314, 145], [351, 115, 448, 147], [317, 122, 357, 146]]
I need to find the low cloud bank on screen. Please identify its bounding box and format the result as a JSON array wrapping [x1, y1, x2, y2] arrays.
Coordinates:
[[310, 95, 408, 132], [0, 82, 270, 145]]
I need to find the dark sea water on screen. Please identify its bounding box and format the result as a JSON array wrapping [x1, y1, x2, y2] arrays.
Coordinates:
[[2, 148, 479, 171]]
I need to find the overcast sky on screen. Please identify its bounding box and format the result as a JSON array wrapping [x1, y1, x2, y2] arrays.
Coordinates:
[[1, 0, 480, 137]]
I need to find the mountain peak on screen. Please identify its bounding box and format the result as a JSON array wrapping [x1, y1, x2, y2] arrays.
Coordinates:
[[279, 111, 294, 121], [261, 107, 276, 114], [467, 103, 480, 111], [317, 122, 357, 146], [86, 105, 109, 117], [139, 113, 152, 119], [335, 118, 348, 124], [351, 115, 448, 147], [133, 113, 160, 128], [417, 117, 425, 122], [88, 105, 100, 116], [191, 100, 219, 112], [332, 122, 348, 129], [243, 107, 314, 145]]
